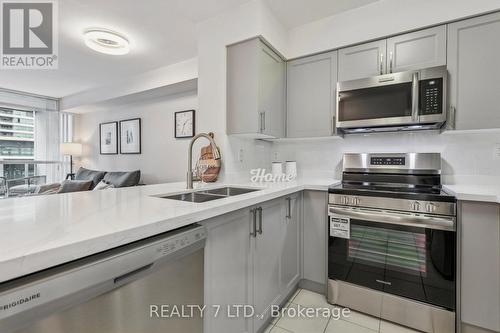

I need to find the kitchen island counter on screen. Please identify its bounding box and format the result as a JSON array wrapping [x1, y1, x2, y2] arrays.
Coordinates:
[[0, 178, 337, 283]]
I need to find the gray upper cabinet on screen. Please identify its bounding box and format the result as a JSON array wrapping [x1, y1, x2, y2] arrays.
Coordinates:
[[338, 40, 386, 81], [286, 51, 338, 137], [338, 26, 446, 82], [387, 26, 446, 73], [227, 38, 285, 138], [447, 12, 500, 130]]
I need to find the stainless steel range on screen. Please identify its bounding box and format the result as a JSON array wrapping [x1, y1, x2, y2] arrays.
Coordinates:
[[327, 153, 456, 333]]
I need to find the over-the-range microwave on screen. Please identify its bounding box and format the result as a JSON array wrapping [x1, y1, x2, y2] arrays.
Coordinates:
[[336, 66, 447, 133]]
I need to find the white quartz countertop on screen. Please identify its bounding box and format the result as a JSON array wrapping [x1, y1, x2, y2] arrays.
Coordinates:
[[0, 178, 338, 283], [443, 184, 500, 203], [442, 175, 500, 203]]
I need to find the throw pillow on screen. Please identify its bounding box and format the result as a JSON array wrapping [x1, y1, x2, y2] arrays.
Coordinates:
[[57, 180, 93, 194], [74, 167, 106, 189], [93, 180, 115, 191]]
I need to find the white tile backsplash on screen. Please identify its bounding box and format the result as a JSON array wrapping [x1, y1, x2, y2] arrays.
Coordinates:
[[271, 130, 500, 179]]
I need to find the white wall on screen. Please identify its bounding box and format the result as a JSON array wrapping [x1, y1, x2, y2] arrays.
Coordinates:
[[272, 131, 500, 181], [287, 0, 500, 58], [74, 91, 198, 184]]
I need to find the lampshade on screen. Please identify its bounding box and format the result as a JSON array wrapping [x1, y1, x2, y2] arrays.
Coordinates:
[[60, 142, 82, 156]]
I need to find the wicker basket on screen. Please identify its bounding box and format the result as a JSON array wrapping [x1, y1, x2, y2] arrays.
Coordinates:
[[196, 133, 221, 182]]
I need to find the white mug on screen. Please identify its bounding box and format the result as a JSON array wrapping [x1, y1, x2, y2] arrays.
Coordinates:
[[285, 161, 297, 180], [272, 162, 284, 178]]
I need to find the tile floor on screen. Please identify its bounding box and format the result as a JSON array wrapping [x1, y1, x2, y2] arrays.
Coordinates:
[[263, 289, 421, 333]]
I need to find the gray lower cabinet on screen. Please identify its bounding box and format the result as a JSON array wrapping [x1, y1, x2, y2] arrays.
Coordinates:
[[460, 201, 500, 332], [281, 193, 301, 293], [286, 51, 338, 137], [203, 195, 302, 333], [447, 12, 500, 130], [338, 40, 387, 81], [227, 37, 285, 138], [252, 199, 284, 331], [386, 25, 446, 73], [301, 190, 328, 289], [202, 209, 252, 333]]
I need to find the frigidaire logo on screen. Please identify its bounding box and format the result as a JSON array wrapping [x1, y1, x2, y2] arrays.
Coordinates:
[[0, 0, 58, 69], [0, 293, 41, 311]]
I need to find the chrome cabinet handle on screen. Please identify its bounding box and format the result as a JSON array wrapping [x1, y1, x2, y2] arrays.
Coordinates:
[[250, 208, 257, 237], [389, 51, 393, 73], [411, 72, 419, 122], [379, 53, 384, 75], [259, 112, 266, 132], [286, 197, 292, 219], [257, 207, 263, 234]]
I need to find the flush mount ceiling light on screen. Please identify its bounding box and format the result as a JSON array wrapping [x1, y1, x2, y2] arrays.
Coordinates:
[[83, 28, 130, 55]]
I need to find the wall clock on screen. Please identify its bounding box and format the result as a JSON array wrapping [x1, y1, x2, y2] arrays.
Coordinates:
[[175, 110, 195, 138]]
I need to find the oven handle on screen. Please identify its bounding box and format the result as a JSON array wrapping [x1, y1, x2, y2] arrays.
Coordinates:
[[329, 206, 456, 231]]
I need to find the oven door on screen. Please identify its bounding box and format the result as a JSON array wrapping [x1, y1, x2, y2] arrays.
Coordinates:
[[336, 70, 418, 129], [328, 206, 456, 310]]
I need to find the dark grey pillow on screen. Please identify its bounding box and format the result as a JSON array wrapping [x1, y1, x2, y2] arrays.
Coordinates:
[[103, 170, 140, 188], [57, 180, 93, 193], [75, 167, 106, 189]]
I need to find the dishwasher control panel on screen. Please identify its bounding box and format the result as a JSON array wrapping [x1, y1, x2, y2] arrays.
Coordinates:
[[158, 227, 206, 257]]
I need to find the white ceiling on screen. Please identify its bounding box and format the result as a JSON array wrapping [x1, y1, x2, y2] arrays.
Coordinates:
[[0, 0, 379, 98], [0, 0, 249, 98], [266, 0, 380, 28]]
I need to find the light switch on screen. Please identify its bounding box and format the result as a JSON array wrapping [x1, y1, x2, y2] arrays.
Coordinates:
[[238, 148, 244, 163]]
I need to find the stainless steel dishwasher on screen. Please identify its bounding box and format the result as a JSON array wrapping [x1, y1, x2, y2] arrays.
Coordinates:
[[0, 224, 206, 333]]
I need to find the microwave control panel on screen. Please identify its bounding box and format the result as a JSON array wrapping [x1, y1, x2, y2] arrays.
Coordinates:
[[420, 78, 443, 115]]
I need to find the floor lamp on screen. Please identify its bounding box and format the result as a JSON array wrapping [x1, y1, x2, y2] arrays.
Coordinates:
[[60, 142, 82, 180]]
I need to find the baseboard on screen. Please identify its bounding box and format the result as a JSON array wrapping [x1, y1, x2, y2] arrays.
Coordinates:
[[299, 279, 326, 295], [462, 322, 500, 333]]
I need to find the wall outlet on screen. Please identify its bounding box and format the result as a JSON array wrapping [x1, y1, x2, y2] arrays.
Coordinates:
[[238, 148, 244, 163], [494, 143, 500, 160]]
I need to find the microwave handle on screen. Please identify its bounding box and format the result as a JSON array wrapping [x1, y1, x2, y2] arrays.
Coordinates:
[[411, 72, 419, 122], [329, 206, 456, 232]]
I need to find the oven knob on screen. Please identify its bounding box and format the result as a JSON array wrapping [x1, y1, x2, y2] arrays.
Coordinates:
[[352, 197, 360, 206], [426, 203, 436, 213], [412, 201, 421, 211], [342, 196, 349, 205]]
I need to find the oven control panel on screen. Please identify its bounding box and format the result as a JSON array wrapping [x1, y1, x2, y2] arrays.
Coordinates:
[[370, 156, 405, 166]]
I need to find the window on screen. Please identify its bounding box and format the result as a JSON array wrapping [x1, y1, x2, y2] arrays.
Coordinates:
[[0, 91, 68, 198], [0, 108, 35, 162]]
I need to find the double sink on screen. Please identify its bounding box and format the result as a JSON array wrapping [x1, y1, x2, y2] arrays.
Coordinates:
[[158, 186, 260, 203]]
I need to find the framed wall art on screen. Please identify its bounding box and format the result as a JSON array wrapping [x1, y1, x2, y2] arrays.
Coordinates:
[[120, 118, 141, 154], [99, 121, 118, 155]]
